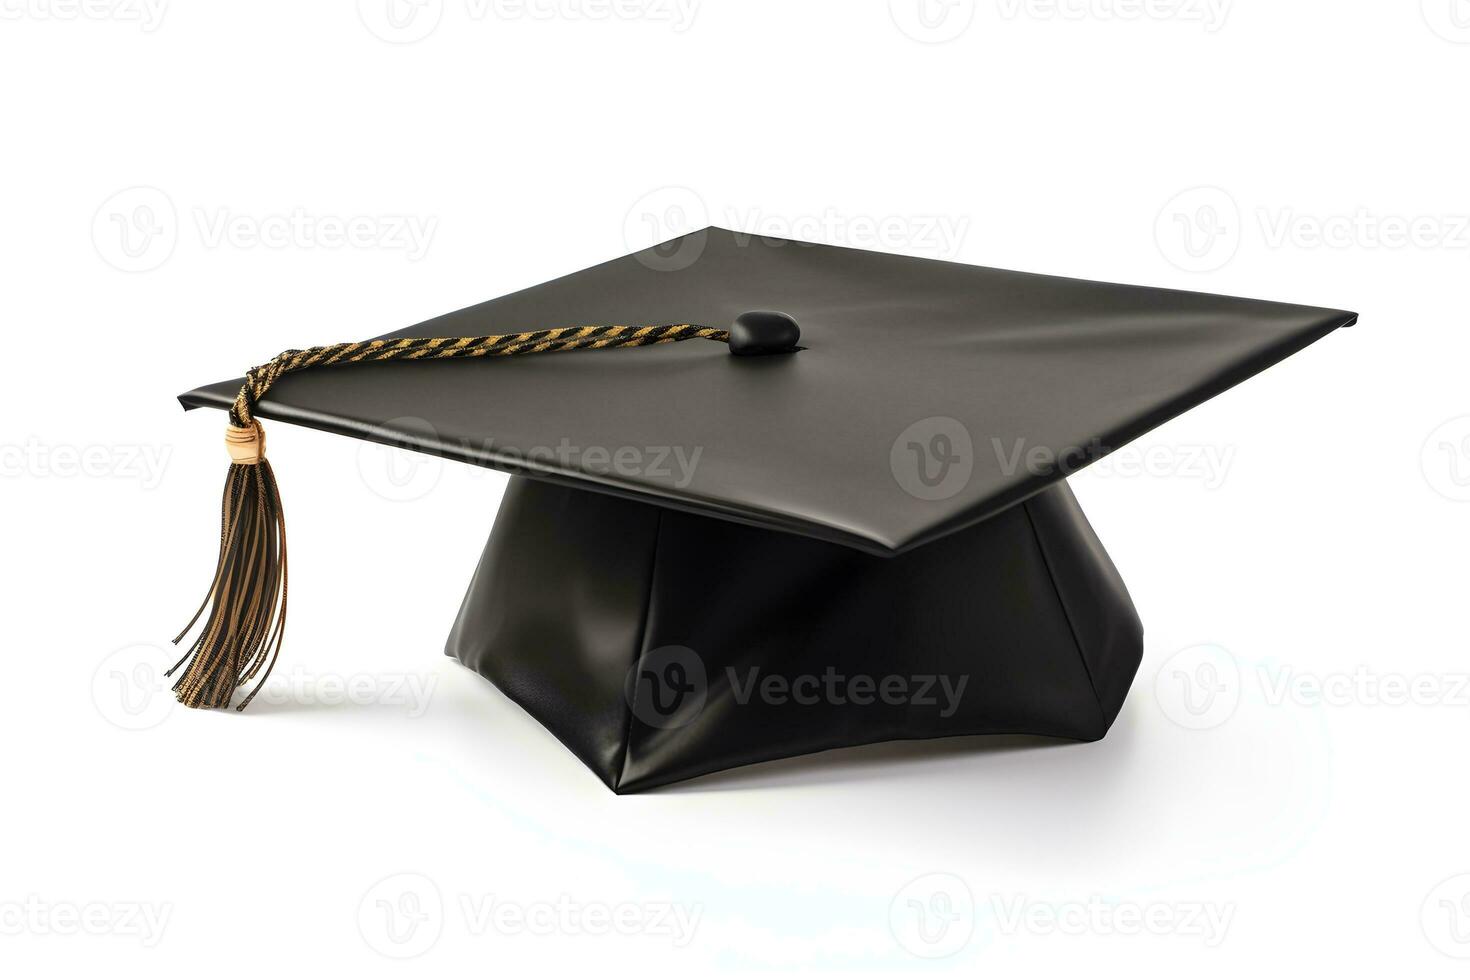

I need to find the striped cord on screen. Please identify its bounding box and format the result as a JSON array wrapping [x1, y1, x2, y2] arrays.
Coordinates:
[[231, 323, 730, 426]]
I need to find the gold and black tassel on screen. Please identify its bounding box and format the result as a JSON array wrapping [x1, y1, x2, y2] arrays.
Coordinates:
[[169, 421, 287, 709]]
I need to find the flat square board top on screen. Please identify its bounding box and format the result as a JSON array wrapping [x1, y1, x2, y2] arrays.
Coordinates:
[[181, 228, 1355, 555]]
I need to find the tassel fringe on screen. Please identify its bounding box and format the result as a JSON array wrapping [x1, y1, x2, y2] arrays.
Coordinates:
[[169, 445, 288, 710]]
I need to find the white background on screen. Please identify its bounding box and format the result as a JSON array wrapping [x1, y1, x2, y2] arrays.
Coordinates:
[[3, 0, 1467, 974]]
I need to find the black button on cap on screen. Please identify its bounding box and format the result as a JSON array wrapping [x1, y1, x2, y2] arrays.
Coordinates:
[[728, 311, 801, 356]]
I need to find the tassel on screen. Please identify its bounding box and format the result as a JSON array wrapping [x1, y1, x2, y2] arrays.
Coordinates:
[[169, 421, 288, 710], [169, 325, 733, 710]]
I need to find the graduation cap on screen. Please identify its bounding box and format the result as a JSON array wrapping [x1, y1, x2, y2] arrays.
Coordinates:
[[171, 228, 1355, 792]]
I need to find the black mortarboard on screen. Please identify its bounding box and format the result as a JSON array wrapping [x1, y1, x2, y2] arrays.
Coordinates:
[[172, 228, 1355, 792]]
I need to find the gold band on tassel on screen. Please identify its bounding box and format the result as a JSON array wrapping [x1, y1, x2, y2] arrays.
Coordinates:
[[224, 421, 266, 465]]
